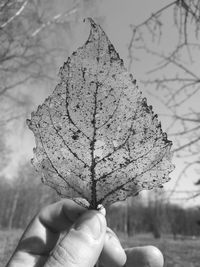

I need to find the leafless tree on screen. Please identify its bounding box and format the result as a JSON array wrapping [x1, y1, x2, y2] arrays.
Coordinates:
[[0, 0, 75, 169], [0, 0, 100, 172], [0, 162, 58, 229], [128, 0, 200, 200]]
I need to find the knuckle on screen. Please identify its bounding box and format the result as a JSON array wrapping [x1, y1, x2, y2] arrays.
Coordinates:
[[46, 243, 80, 267]]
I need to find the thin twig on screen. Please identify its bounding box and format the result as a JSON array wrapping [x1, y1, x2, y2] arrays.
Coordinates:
[[0, 0, 28, 28]]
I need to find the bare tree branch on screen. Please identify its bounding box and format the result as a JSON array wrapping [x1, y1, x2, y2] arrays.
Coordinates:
[[31, 4, 78, 37], [0, 0, 28, 29], [128, 0, 200, 200]]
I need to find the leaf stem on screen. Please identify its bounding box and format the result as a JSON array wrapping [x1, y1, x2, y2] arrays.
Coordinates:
[[90, 81, 99, 209]]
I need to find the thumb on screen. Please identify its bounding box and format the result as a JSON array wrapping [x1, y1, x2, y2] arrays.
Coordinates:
[[44, 210, 106, 267]]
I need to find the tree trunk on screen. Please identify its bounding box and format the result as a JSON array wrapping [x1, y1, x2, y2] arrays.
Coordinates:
[[8, 189, 20, 229]]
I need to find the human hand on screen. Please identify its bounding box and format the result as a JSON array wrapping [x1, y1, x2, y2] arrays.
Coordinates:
[[6, 200, 164, 267]]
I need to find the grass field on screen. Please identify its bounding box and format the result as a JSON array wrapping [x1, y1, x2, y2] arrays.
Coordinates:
[[0, 229, 23, 267], [119, 233, 200, 267], [1, 230, 200, 267]]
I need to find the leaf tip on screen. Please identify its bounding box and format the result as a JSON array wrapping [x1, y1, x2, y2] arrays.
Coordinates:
[[83, 17, 105, 43], [83, 17, 96, 26]]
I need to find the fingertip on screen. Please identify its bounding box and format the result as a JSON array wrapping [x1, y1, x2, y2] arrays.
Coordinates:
[[100, 228, 126, 267], [125, 246, 164, 267], [146, 246, 164, 267]]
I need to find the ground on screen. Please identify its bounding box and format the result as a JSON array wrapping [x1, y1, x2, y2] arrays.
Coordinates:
[[120, 233, 200, 267], [1, 230, 200, 267], [0, 229, 22, 267]]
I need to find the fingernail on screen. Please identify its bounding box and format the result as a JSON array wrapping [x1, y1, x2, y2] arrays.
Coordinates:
[[74, 211, 105, 240], [97, 204, 106, 217]]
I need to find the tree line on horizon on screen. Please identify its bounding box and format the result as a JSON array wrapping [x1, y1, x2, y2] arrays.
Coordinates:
[[0, 162, 199, 240]]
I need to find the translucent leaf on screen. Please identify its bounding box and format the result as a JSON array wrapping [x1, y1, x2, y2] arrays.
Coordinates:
[[27, 18, 174, 209]]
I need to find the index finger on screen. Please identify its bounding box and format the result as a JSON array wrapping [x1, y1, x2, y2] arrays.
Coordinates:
[[6, 199, 85, 267]]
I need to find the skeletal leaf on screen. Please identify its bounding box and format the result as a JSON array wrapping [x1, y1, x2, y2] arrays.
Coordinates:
[[27, 18, 174, 209]]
